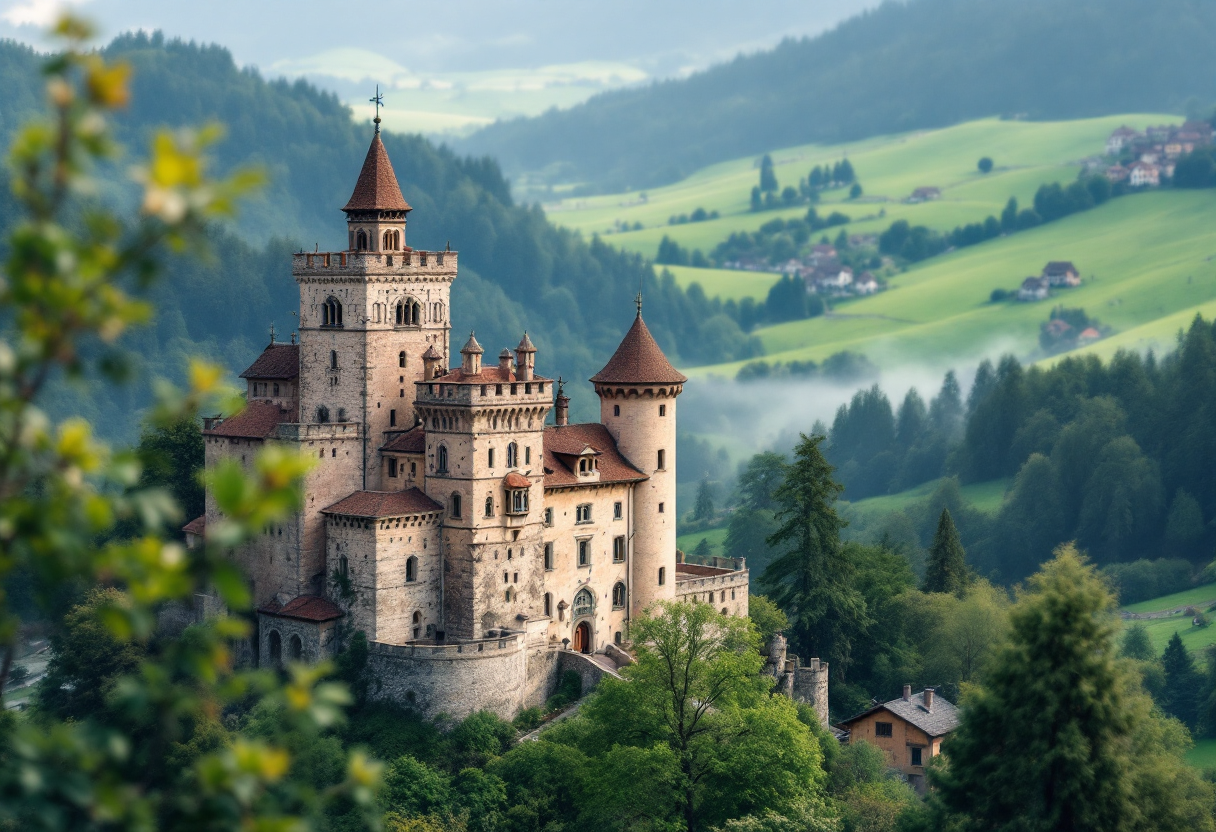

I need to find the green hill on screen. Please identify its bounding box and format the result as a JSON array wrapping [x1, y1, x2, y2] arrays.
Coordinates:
[[461, 0, 1216, 191]]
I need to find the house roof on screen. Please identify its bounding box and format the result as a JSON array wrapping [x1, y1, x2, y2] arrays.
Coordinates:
[[431, 365, 551, 384], [382, 425, 426, 454], [342, 133, 411, 213], [590, 314, 687, 386], [240, 343, 299, 380], [1021, 276, 1046, 288], [542, 423, 647, 488], [259, 595, 344, 623], [1043, 261, 1077, 274], [182, 515, 205, 537], [203, 401, 292, 439], [840, 690, 960, 737], [503, 472, 531, 488], [322, 488, 442, 518]]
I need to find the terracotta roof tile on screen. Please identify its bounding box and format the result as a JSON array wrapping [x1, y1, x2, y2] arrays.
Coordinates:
[[204, 401, 291, 439], [382, 425, 426, 454], [240, 344, 299, 380], [322, 487, 442, 518], [343, 133, 411, 213], [182, 515, 205, 537], [591, 314, 687, 385], [431, 366, 551, 384], [543, 423, 646, 488], [259, 595, 344, 623], [504, 472, 531, 488]]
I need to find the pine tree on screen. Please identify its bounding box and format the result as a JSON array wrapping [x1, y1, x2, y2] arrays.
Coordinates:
[[922, 508, 967, 594], [750, 185, 762, 211], [928, 545, 1216, 832], [1162, 631, 1202, 729], [759, 154, 778, 193], [761, 434, 866, 668], [839, 158, 855, 183], [693, 476, 715, 522]]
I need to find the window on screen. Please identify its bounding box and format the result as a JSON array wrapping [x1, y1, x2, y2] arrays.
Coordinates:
[[388, 458, 398, 478], [488, 448, 495, 468], [612, 582, 626, 609], [390, 409, 397, 427], [875, 722, 893, 738], [273, 383, 280, 396], [399, 351, 406, 368], [507, 442, 517, 467], [450, 492, 462, 518], [411, 462, 417, 477], [412, 610, 421, 640], [289, 634, 302, 661], [573, 588, 594, 617], [576, 504, 592, 524], [659, 404, 666, 416], [406, 556, 417, 582], [658, 567, 666, 586], [337, 407, 347, 422], [316, 405, 330, 423], [544, 543, 554, 570], [544, 593, 552, 617], [658, 502, 665, 513], [525, 447, 531, 464], [338, 555, 348, 577], [657, 449, 665, 470], [396, 298, 421, 327], [578, 459, 587, 474], [578, 539, 590, 567], [355, 229, 368, 250], [613, 405, 620, 416], [330, 350, 338, 369], [322, 296, 343, 327], [615, 631, 622, 645], [268, 630, 282, 666], [437, 445, 449, 474], [383, 229, 400, 250], [485, 495, 494, 517], [509, 488, 529, 514], [613, 501, 623, 520], [544, 508, 554, 527], [911, 747, 923, 767], [613, 536, 625, 562], [503, 571, 509, 584]]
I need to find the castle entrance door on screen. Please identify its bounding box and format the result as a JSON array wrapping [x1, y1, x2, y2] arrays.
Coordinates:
[[573, 621, 592, 654]]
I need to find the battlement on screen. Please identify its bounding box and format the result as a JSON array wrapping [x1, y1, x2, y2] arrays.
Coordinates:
[[293, 249, 457, 281], [371, 632, 523, 657], [415, 378, 553, 407], [274, 422, 362, 442]]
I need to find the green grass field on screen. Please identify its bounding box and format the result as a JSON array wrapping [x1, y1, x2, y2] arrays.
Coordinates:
[[1125, 583, 1216, 614], [663, 265, 781, 302], [1124, 615, 1216, 655], [546, 115, 1171, 260], [680, 189, 1216, 377], [677, 525, 730, 557], [1186, 739, 1216, 770], [844, 477, 1010, 526]]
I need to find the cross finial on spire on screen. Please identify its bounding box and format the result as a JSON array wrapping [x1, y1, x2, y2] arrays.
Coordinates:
[[370, 84, 384, 133], [635, 291, 643, 316], [557, 376, 566, 396], [269, 323, 276, 344]]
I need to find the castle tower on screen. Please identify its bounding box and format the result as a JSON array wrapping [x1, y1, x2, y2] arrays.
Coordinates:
[[292, 130, 456, 574], [415, 336, 553, 639], [591, 303, 686, 618]]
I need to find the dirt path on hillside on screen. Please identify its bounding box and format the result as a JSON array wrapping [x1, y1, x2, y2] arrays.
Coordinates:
[[1121, 599, 1216, 620]]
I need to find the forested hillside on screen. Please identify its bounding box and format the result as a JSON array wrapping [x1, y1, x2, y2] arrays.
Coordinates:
[[0, 34, 757, 438], [462, 0, 1216, 191]]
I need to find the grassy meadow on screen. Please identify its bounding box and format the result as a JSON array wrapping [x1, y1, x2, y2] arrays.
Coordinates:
[[663, 264, 782, 302]]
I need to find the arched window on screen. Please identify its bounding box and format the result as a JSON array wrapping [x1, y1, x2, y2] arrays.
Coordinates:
[[573, 588, 594, 618], [450, 492, 461, 518], [578, 459, 587, 474], [399, 351, 406, 368], [289, 634, 302, 661], [544, 593, 552, 617], [383, 229, 400, 250], [506, 442, 517, 467], [406, 556, 417, 582], [412, 610, 422, 639], [612, 582, 626, 609], [355, 229, 368, 250], [316, 405, 330, 424], [437, 445, 449, 474], [338, 555, 348, 577], [485, 495, 494, 517], [396, 298, 420, 327], [658, 567, 666, 586], [268, 629, 282, 667], [434, 302, 444, 322], [322, 296, 343, 327]]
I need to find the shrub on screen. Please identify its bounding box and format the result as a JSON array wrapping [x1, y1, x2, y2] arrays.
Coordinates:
[[512, 707, 544, 732], [1102, 558, 1193, 605]]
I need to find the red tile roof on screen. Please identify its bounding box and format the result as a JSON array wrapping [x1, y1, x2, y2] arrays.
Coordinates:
[[240, 343, 299, 380], [203, 401, 291, 439], [504, 472, 531, 488], [431, 366, 551, 384], [343, 133, 411, 213], [259, 595, 344, 622], [382, 425, 426, 454], [591, 314, 687, 386], [543, 423, 646, 488], [182, 515, 205, 537], [322, 487, 442, 518]]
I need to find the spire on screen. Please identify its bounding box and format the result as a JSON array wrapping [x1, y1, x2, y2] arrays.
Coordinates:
[[343, 132, 411, 214], [516, 331, 536, 353], [461, 332, 483, 355], [369, 84, 384, 134], [460, 332, 483, 375], [635, 291, 643, 317], [591, 310, 687, 386]]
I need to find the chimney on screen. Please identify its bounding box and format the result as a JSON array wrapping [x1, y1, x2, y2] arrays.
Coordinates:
[[924, 688, 934, 712], [555, 381, 569, 426], [903, 684, 911, 702], [499, 348, 513, 374]]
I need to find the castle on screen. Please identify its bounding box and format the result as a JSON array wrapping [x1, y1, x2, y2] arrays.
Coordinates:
[[184, 127, 753, 719]]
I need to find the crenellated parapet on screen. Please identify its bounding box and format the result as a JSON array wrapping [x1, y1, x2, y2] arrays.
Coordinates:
[[292, 249, 458, 284]]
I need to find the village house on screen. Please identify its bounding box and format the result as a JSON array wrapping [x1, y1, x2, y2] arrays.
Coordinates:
[[907, 186, 941, 203], [1042, 261, 1080, 287], [1106, 126, 1138, 154], [1018, 276, 1049, 302], [1129, 161, 1160, 187], [807, 264, 853, 294], [837, 686, 960, 793], [853, 271, 879, 295], [1077, 327, 1102, 345], [1105, 164, 1129, 183]]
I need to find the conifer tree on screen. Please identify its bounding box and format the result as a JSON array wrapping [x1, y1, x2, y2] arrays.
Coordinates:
[[761, 434, 866, 668], [693, 476, 716, 522], [1162, 631, 1203, 729], [922, 508, 967, 594], [759, 154, 778, 193], [928, 545, 1216, 832]]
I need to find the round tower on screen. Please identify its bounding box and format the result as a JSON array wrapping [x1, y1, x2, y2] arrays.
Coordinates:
[[591, 302, 687, 619]]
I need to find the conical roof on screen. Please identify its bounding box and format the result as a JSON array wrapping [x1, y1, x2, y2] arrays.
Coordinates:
[[590, 314, 687, 385], [516, 331, 537, 353], [343, 133, 411, 213], [460, 332, 483, 355], [422, 344, 443, 359]]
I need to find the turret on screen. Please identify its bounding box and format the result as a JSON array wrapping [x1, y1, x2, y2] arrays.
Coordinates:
[[498, 348, 513, 374], [342, 131, 411, 253], [422, 344, 443, 380], [591, 300, 687, 617], [515, 332, 536, 381], [460, 332, 483, 375]]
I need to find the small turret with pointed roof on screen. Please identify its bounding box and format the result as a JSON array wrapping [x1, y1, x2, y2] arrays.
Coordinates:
[[343, 119, 411, 253], [516, 331, 537, 381], [460, 332, 483, 374], [422, 344, 443, 380], [591, 296, 687, 386]]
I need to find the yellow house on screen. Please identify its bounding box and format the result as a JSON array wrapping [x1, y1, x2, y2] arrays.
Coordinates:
[[837, 686, 959, 793]]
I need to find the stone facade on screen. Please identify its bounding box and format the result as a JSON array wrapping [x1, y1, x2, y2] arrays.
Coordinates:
[[190, 130, 751, 720], [764, 633, 830, 728]]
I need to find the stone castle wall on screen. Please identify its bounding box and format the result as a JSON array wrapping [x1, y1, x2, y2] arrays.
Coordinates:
[[368, 635, 528, 720]]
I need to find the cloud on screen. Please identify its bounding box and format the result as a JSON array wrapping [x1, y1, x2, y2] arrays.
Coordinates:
[[1, 0, 89, 28]]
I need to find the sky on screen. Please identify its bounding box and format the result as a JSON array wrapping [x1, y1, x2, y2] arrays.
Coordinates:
[[0, 0, 880, 135]]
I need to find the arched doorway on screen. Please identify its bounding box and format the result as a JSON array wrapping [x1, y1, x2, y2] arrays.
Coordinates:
[[573, 620, 592, 654], [268, 629, 282, 667]]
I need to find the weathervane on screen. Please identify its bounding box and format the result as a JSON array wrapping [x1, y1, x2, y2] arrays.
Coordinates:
[[635, 291, 643, 316], [370, 84, 384, 133]]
